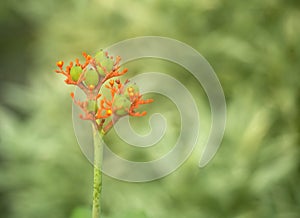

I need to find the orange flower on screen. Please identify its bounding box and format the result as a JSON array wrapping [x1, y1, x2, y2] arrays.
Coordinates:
[[55, 51, 153, 134], [96, 79, 153, 119], [55, 51, 128, 93]]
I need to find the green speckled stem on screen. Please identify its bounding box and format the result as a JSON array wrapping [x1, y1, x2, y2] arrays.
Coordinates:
[[92, 124, 103, 218]]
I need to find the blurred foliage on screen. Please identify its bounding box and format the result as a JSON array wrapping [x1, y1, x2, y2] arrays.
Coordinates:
[[0, 0, 299, 218]]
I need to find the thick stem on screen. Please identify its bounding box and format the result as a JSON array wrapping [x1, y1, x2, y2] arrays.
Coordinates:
[[92, 124, 103, 218]]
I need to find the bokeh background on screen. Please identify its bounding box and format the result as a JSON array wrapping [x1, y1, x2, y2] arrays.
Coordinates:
[[0, 0, 299, 217]]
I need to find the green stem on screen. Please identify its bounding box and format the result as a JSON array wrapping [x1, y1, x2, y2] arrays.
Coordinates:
[[92, 124, 103, 218]]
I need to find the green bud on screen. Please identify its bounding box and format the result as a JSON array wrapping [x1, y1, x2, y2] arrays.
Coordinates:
[[84, 69, 99, 87], [70, 66, 82, 82], [101, 57, 114, 72], [94, 50, 114, 73], [87, 100, 98, 113], [94, 50, 107, 63], [113, 95, 131, 116], [96, 66, 106, 76]]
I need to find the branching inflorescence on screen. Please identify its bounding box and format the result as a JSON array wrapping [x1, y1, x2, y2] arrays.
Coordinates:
[[55, 50, 153, 218], [55, 50, 153, 135]]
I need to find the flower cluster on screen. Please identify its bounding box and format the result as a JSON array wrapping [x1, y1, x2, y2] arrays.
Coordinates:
[[55, 50, 153, 134]]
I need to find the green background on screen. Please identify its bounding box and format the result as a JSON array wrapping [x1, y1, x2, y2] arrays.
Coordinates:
[[0, 0, 299, 217]]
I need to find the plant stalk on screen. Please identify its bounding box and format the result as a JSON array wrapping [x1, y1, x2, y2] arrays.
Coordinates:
[[92, 123, 103, 218]]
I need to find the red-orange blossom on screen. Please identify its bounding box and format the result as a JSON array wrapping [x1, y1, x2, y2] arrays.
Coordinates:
[[55, 50, 153, 134]]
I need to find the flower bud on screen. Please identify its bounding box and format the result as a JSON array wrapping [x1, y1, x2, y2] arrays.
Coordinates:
[[95, 51, 114, 74], [84, 69, 99, 87], [94, 50, 107, 63], [70, 66, 82, 82], [112, 95, 131, 116], [101, 57, 114, 72]]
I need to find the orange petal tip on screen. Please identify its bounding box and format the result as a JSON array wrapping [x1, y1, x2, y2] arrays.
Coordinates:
[[109, 80, 114, 86]]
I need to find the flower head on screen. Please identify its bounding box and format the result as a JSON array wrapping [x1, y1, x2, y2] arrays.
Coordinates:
[[55, 51, 153, 134], [96, 79, 154, 120], [55, 50, 128, 95]]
